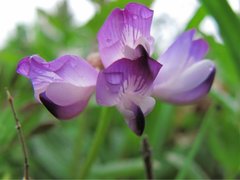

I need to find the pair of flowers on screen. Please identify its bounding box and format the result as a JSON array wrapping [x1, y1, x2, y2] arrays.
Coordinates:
[[17, 3, 215, 136]]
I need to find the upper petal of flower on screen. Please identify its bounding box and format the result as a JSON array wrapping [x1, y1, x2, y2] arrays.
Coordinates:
[[153, 29, 215, 104], [97, 3, 154, 67], [188, 39, 209, 62], [17, 55, 98, 119], [155, 29, 196, 84]]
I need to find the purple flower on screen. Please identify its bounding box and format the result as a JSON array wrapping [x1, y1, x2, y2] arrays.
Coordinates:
[[17, 55, 98, 119], [96, 3, 215, 135], [16, 3, 215, 136]]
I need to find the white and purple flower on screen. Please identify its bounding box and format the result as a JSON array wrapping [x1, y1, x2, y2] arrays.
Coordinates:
[[17, 3, 215, 136]]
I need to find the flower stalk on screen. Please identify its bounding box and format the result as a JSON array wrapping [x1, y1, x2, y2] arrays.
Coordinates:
[[142, 136, 154, 179], [79, 107, 111, 178], [6, 89, 30, 180]]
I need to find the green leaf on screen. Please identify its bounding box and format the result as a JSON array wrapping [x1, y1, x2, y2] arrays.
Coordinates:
[[201, 0, 240, 76], [208, 113, 240, 177], [203, 34, 240, 90], [90, 158, 161, 178], [185, 5, 207, 30]]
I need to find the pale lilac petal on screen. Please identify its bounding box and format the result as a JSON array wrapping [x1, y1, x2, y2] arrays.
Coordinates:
[[49, 55, 98, 86], [97, 3, 154, 67], [17, 55, 98, 101], [154, 29, 214, 104], [155, 29, 196, 84], [96, 55, 161, 106], [40, 83, 94, 119], [188, 39, 209, 62], [130, 95, 155, 115], [153, 60, 215, 104]]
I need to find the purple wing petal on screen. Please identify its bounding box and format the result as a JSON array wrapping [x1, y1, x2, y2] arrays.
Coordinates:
[[97, 3, 154, 67], [96, 55, 161, 106], [153, 60, 215, 104], [188, 39, 209, 62], [17, 55, 98, 101], [40, 83, 94, 119], [155, 29, 196, 84]]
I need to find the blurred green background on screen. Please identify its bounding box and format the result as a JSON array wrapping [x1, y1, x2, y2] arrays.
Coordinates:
[[0, 0, 240, 179]]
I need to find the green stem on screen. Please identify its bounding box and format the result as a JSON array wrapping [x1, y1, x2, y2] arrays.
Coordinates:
[[175, 107, 214, 179], [151, 104, 174, 153], [70, 116, 86, 177], [79, 107, 111, 178], [6, 89, 30, 180]]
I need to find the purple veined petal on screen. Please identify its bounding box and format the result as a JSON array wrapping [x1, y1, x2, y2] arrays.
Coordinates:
[[97, 3, 154, 67], [117, 96, 155, 136], [40, 82, 95, 119], [17, 55, 98, 101], [96, 54, 161, 106], [153, 60, 215, 104], [155, 29, 196, 84]]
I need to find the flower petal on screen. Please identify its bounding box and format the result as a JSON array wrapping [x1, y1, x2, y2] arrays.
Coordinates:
[[97, 3, 154, 67], [153, 60, 215, 104], [40, 82, 94, 119], [117, 95, 155, 136], [17, 55, 98, 101], [117, 101, 145, 136], [188, 39, 209, 62], [155, 29, 196, 84], [96, 55, 161, 106], [130, 95, 156, 116], [117, 96, 155, 136]]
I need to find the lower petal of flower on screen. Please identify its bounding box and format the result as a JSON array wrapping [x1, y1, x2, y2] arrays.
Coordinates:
[[40, 82, 94, 119], [117, 95, 155, 136], [117, 99, 145, 136]]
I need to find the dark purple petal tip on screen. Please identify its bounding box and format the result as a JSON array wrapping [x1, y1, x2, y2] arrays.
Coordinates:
[[39, 92, 87, 120], [170, 65, 216, 104], [184, 64, 216, 103], [128, 106, 145, 136]]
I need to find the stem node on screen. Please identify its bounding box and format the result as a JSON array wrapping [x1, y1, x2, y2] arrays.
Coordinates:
[[6, 89, 30, 180]]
